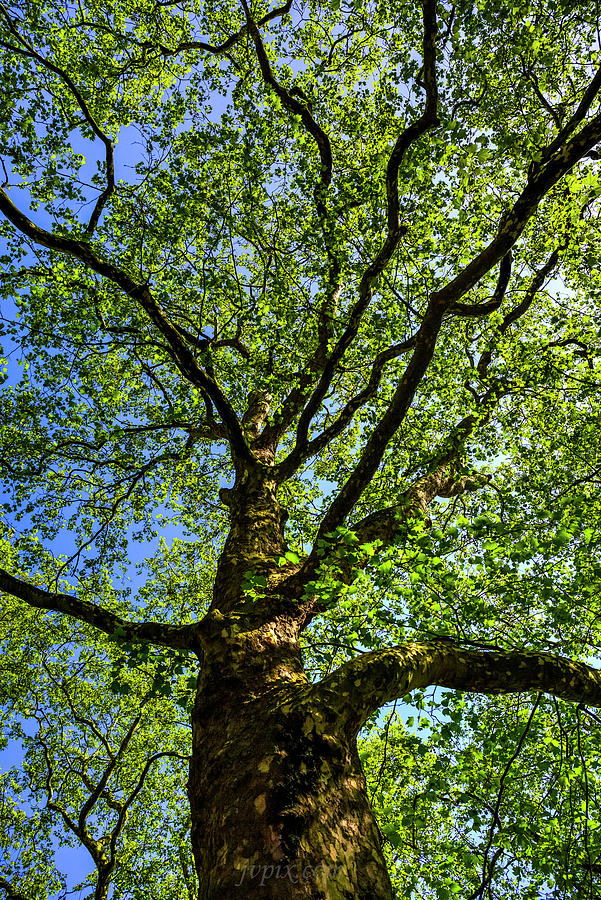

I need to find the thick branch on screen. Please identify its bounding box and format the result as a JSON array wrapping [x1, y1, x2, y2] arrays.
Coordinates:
[[317, 642, 601, 733], [350, 465, 489, 550], [434, 109, 601, 308], [275, 0, 438, 475], [309, 109, 601, 538], [312, 300, 447, 539], [0, 189, 254, 465], [447, 251, 512, 318], [282, 408, 492, 600], [280, 70, 600, 517], [0, 569, 195, 649], [242, 390, 272, 442]]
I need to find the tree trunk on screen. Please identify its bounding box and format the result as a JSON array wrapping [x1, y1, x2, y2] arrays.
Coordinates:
[[188, 612, 394, 899]]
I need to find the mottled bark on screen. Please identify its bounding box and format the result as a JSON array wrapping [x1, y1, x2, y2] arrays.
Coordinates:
[[189, 611, 394, 900], [186, 624, 601, 900], [214, 476, 287, 615], [194, 442, 394, 897], [317, 641, 601, 734], [6, 491, 601, 899]]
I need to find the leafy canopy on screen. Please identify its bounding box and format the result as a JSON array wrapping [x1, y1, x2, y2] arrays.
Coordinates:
[[1, 0, 601, 897]]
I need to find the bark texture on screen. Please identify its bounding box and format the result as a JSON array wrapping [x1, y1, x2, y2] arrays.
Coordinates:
[[7, 475, 601, 899], [189, 611, 394, 900]]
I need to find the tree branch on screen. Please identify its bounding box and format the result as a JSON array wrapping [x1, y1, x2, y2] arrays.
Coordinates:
[[155, 0, 293, 58], [306, 106, 601, 540], [240, 0, 332, 211], [0, 189, 255, 465], [434, 107, 601, 309], [447, 251, 512, 318], [0, 569, 195, 649], [239, 0, 344, 425], [477, 248, 560, 377], [541, 63, 601, 162], [274, 0, 439, 475], [0, 876, 31, 900], [471, 693, 541, 900], [274, 333, 418, 479], [350, 465, 489, 551], [384, 0, 439, 239], [282, 406, 494, 600], [0, 2, 114, 235], [76, 1, 293, 60], [316, 641, 601, 734], [108, 750, 188, 868], [523, 60, 563, 131], [261, 280, 345, 449], [77, 711, 142, 836]]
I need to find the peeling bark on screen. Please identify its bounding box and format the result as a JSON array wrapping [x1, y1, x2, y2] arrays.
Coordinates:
[[317, 641, 601, 733], [189, 614, 395, 900], [214, 476, 287, 615], [6, 488, 601, 898]]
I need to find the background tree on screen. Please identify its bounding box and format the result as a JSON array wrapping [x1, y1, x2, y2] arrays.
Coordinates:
[[1, 0, 601, 897]]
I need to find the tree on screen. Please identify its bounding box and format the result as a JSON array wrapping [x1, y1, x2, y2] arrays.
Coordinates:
[[1, 0, 601, 896]]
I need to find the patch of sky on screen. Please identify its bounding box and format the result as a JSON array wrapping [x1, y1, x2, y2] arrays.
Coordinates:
[[0, 718, 95, 897]]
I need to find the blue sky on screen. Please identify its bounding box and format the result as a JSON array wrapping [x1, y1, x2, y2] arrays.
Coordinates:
[[0, 74, 193, 892]]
